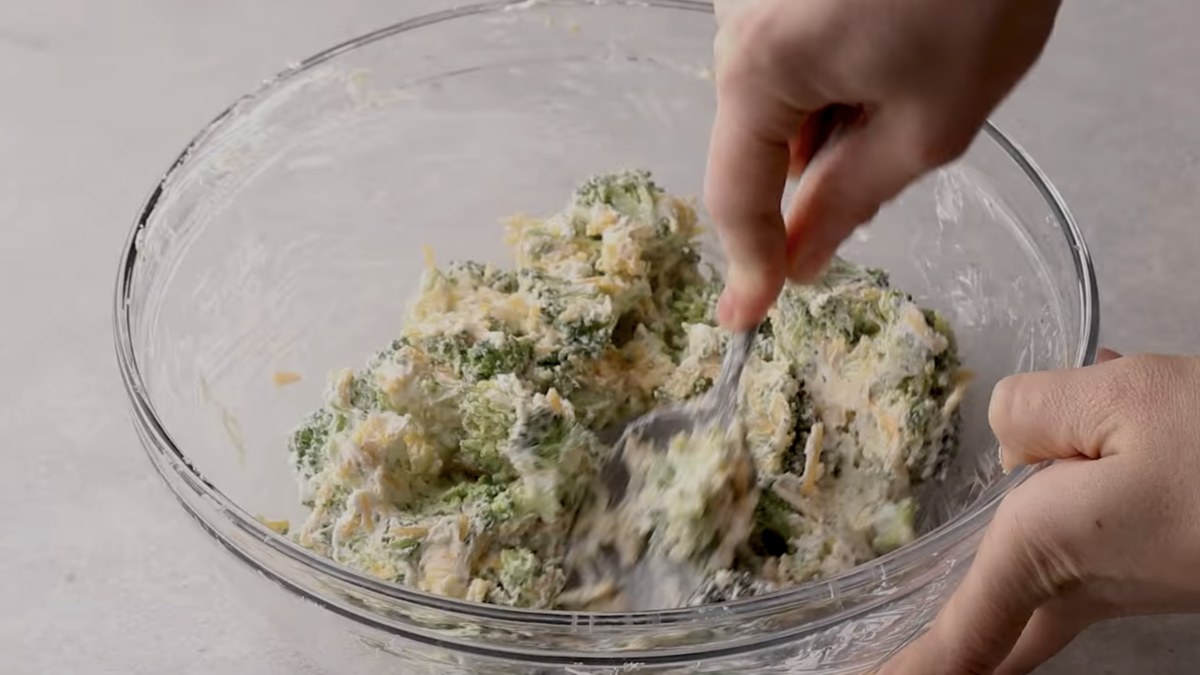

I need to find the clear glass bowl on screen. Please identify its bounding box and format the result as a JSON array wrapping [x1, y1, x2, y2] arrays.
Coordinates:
[[112, 1, 1099, 673]]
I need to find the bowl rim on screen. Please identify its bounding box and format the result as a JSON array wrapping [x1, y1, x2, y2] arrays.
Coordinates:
[[111, 0, 1100, 655]]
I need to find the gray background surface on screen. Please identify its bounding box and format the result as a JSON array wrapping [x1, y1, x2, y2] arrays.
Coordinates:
[[1, 0, 1196, 673]]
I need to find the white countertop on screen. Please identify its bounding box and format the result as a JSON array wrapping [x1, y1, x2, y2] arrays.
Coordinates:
[[2, 1, 1198, 673]]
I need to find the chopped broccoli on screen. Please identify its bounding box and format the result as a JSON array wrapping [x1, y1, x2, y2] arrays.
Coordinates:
[[429, 479, 519, 532], [520, 272, 615, 360], [905, 395, 937, 434], [424, 332, 535, 383], [458, 379, 521, 479], [572, 169, 661, 223], [445, 260, 519, 294], [753, 318, 778, 362], [771, 259, 907, 350], [748, 488, 796, 557], [507, 393, 601, 518], [871, 498, 916, 553], [786, 290, 886, 346], [668, 280, 720, 327], [465, 338, 535, 382], [349, 373, 385, 411], [665, 279, 721, 350], [288, 409, 336, 479], [285, 173, 965, 610], [780, 384, 819, 477], [555, 315, 612, 360], [510, 405, 574, 465], [496, 548, 542, 606]]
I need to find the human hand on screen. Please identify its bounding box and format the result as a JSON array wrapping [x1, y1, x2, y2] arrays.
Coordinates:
[[705, 0, 1062, 330], [878, 349, 1200, 675]]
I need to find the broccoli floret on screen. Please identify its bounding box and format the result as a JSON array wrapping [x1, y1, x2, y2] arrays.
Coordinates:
[[288, 408, 338, 479], [520, 272, 615, 360], [748, 489, 796, 557], [510, 405, 575, 466], [495, 548, 542, 606], [360, 337, 407, 368], [458, 380, 521, 479], [925, 309, 961, 388], [781, 384, 820, 476], [348, 373, 385, 411], [445, 260, 519, 294], [555, 315, 611, 360], [417, 479, 521, 536], [572, 169, 661, 222], [507, 393, 601, 517], [771, 259, 907, 350], [425, 332, 535, 383], [753, 318, 777, 361], [669, 281, 719, 326], [775, 282, 910, 349], [437, 479, 518, 527], [424, 333, 471, 369], [465, 338, 535, 382], [897, 315, 961, 430], [871, 498, 916, 554]]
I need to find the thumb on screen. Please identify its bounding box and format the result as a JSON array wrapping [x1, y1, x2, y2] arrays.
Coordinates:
[[785, 106, 969, 282], [990, 347, 1129, 473], [879, 460, 1102, 675]]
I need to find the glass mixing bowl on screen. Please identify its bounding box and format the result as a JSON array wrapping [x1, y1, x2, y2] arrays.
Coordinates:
[[113, 1, 1099, 673]]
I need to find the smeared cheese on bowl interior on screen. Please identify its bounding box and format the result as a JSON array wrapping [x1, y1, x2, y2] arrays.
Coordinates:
[[286, 170, 968, 609]]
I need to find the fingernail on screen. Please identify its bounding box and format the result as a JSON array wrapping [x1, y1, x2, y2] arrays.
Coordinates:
[[999, 445, 1013, 474]]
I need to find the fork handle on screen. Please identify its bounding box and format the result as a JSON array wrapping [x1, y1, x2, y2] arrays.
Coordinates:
[[710, 323, 760, 422]]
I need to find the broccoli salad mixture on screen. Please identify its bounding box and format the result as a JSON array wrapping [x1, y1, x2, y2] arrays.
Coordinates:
[[285, 170, 969, 610]]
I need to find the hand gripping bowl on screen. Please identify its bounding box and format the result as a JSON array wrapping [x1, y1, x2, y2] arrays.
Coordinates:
[[113, 1, 1099, 673]]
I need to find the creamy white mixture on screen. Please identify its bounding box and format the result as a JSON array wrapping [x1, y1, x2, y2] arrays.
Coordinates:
[[283, 171, 968, 608]]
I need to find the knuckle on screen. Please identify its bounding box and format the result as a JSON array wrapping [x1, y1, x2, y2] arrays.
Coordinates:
[[715, 3, 815, 90], [987, 372, 1035, 439]]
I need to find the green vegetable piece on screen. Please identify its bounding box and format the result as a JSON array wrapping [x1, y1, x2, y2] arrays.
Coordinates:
[[497, 547, 544, 607], [871, 498, 916, 554], [748, 489, 796, 557], [288, 409, 333, 478], [458, 381, 521, 479], [445, 260, 519, 294], [572, 169, 661, 222], [425, 333, 535, 383]]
